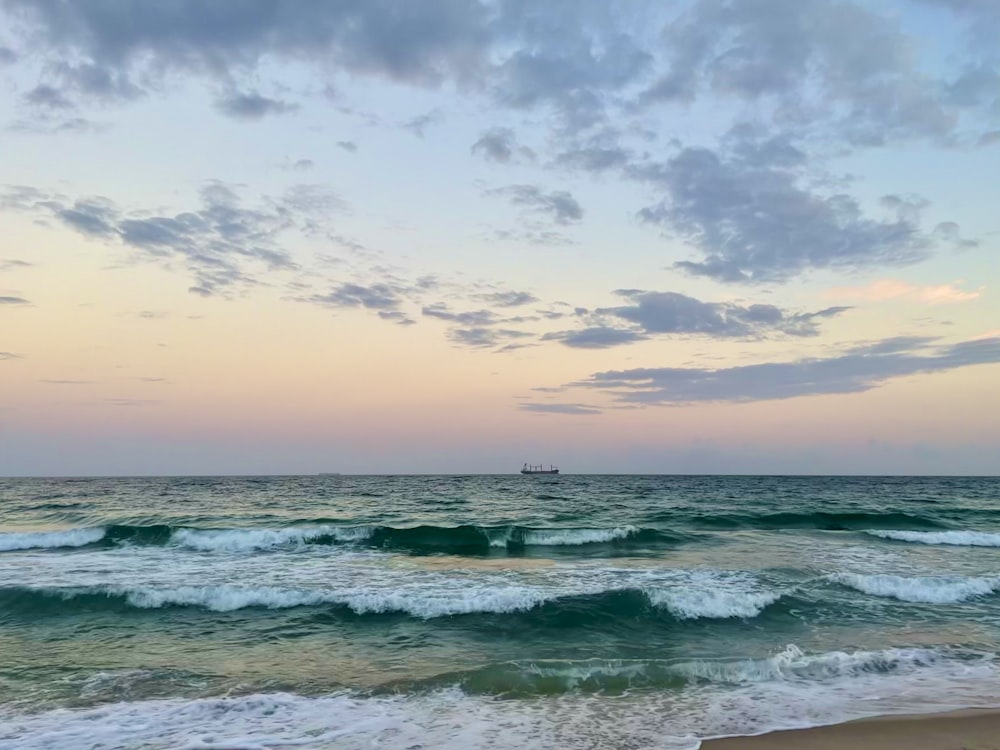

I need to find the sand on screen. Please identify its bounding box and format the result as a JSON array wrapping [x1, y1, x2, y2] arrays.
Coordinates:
[[701, 709, 1000, 750]]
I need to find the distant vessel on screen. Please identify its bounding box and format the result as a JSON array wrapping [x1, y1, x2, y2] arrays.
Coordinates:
[[521, 463, 559, 475]]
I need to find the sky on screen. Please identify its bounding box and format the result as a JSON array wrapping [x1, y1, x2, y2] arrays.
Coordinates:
[[0, 0, 998, 476]]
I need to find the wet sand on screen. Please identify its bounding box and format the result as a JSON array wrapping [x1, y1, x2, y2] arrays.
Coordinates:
[[702, 709, 1000, 750]]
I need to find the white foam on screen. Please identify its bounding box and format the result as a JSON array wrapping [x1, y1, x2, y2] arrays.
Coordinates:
[[2, 647, 1000, 750], [104, 583, 554, 617], [645, 571, 784, 619], [830, 572, 1000, 603], [0, 528, 105, 552], [170, 526, 372, 552], [866, 529, 1000, 547], [521, 526, 639, 546]]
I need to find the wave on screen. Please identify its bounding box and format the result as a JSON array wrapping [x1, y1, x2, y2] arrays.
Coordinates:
[[420, 644, 974, 697], [0, 578, 789, 621], [0, 522, 682, 554], [691, 510, 944, 531], [0, 527, 106, 552], [3, 647, 999, 750], [829, 572, 1000, 604], [865, 529, 1000, 547]]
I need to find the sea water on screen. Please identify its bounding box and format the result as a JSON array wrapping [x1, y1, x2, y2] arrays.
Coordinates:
[[1, 474, 999, 748]]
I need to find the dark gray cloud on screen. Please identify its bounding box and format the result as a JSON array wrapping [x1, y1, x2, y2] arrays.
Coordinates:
[[378, 310, 416, 326], [311, 283, 403, 311], [3, 182, 331, 295], [543, 326, 647, 349], [215, 90, 296, 120], [644, 0, 957, 145], [572, 336, 1000, 405], [471, 127, 535, 163], [0, 296, 29, 305], [488, 184, 583, 225], [0, 45, 16, 64], [635, 144, 932, 283], [544, 291, 850, 349], [602, 290, 850, 338], [336, 141, 357, 152], [474, 290, 538, 307], [520, 402, 602, 415], [24, 84, 74, 109], [1, 0, 494, 100], [422, 303, 497, 326]]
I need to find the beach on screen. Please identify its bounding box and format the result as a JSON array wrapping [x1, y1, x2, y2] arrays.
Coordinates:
[[704, 709, 1000, 750]]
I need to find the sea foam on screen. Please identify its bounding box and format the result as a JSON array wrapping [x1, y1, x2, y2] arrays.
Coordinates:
[[829, 572, 1000, 604], [2, 646, 999, 750], [170, 526, 372, 553], [0, 527, 105, 552], [865, 529, 1000, 547]]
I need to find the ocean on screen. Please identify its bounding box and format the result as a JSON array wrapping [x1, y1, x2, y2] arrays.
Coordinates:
[[1, 474, 999, 749]]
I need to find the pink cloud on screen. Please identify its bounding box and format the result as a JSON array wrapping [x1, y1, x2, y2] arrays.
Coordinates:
[[825, 279, 983, 304]]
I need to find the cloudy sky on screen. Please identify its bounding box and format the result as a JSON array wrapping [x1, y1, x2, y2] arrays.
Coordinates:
[[1, 0, 998, 475]]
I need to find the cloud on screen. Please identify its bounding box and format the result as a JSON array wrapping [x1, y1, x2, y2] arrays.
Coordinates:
[[0, 296, 29, 305], [643, 0, 957, 145], [0, 45, 16, 64], [422, 303, 497, 326], [471, 127, 535, 163], [449, 327, 533, 349], [570, 336, 1000, 405], [0, 352, 21, 360], [336, 141, 357, 152], [1, 1, 494, 101], [403, 110, 442, 137], [311, 283, 403, 311], [0, 259, 32, 270], [215, 90, 296, 120], [826, 279, 983, 304], [519, 402, 602, 415], [24, 84, 74, 109], [490, 228, 574, 246], [487, 184, 583, 225], [105, 398, 161, 407], [473, 290, 538, 307], [603, 290, 850, 337], [378, 310, 415, 326], [544, 290, 850, 348], [635, 143, 934, 283], [3, 182, 332, 295], [543, 326, 648, 349], [41, 379, 93, 385]]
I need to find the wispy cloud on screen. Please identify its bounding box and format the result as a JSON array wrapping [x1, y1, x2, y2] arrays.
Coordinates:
[[565, 336, 1000, 406], [520, 403, 603, 415], [486, 184, 583, 226], [826, 279, 984, 304], [2, 182, 342, 295], [0, 296, 30, 305]]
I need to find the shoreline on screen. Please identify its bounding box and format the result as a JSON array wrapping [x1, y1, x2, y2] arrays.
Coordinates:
[[701, 708, 1000, 749]]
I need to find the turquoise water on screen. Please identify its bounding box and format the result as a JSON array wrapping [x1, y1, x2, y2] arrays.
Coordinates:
[[1, 474, 1000, 748]]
